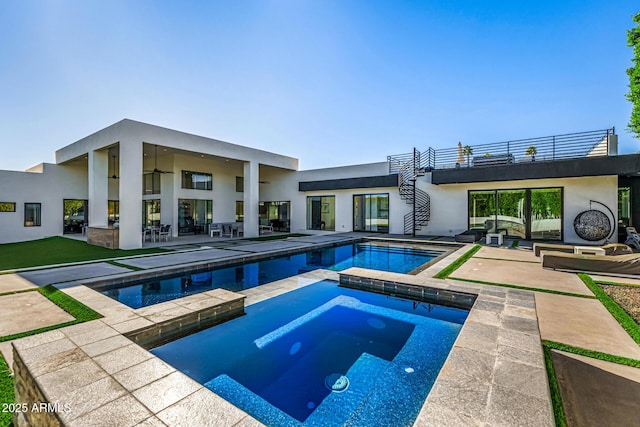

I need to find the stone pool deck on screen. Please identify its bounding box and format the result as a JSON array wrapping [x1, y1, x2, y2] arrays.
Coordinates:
[[2, 235, 640, 426]]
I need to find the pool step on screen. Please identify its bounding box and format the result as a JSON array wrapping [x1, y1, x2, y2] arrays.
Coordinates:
[[305, 353, 392, 426], [205, 374, 300, 426], [342, 322, 461, 426]]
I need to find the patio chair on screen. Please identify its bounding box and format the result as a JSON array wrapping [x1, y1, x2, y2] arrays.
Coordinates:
[[209, 223, 222, 238], [221, 223, 233, 238], [541, 251, 640, 276], [142, 227, 152, 242], [158, 224, 171, 242], [624, 227, 640, 250], [454, 230, 482, 243]]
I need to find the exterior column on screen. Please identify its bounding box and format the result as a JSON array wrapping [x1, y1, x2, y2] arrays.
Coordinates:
[[88, 150, 109, 227], [243, 160, 259, 238], [119, 140, 144, 249]]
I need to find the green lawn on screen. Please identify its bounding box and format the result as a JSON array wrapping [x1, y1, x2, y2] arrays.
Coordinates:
[[0, 237, 166, 271], [0, 353, 14, 427]]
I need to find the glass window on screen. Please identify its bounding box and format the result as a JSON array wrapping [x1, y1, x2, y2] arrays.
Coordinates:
[[0, 202, 16, 212], [259, 201, 290, 231], [236, 201, 244, 222], [63, 199, 88, 234], [178, 199, 213, 235], [468, 191, 496, 232], [618, 187, 632, 231], [236, 176, 244, 192], [496, 190, 526, 238], [142, 200, 161, 227], [24, 203, 41, 227], [143, 172, 161, 195], [307, 196, 335, 231], [469, 188, 562, 240], [182, 171, 212, 190], [108, 200, 120, 223], [530, 188, 562, 240], [354, 194, 389, 232]]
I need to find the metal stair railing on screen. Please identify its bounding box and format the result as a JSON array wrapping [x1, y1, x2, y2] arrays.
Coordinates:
[[396, 148, 431, 235]]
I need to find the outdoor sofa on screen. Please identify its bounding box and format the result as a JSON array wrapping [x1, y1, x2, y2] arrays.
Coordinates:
[[533, 243, 633, 257], [541, 251, 640, 276], [454, 230, 483, 243]]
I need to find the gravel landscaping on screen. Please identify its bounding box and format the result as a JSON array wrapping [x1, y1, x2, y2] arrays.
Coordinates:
[[599, 284, 640, 325]]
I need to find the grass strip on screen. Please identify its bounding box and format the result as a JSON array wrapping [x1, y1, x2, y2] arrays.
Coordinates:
[[543, 340, 640, 368], [578, 273, 640, 345], [593, 279, 640, 289], [38, 285, 101, 322], [0, 352, 14, 427], [0, 236, 166, 271], [245, 233, 309, 242], [106, 260, 144, 271], [0, 286, 102, 343], [433, 244, 481, 279], [542, 344, 567, 427], [447, 277, 595, 299]]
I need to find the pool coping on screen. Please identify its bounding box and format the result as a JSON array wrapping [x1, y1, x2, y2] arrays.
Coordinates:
[[11, 241, 553, 426]]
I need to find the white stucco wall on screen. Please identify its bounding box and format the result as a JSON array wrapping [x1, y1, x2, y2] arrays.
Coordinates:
[[417, 174, 619, 243], [0, 163, 87, 244], [56, 119, 298, 171], [267, 162, 406, 234]]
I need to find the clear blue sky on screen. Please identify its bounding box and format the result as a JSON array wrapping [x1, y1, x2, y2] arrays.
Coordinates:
[[0, 0, 637, 171]]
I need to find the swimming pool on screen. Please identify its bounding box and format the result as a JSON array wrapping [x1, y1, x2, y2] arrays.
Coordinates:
[[101, 242, 445, 308], [152, 280, 467, 426]]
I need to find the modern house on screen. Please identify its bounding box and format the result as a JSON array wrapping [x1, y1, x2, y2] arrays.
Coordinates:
[[0, 119, 637, 249]]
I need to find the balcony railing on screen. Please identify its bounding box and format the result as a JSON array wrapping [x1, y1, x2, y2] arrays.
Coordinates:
[[388, 128, 615, 173]]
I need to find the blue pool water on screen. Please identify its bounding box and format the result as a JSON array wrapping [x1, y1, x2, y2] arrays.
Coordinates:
[[102, 242, 443, 308], [152, 280, 467, 426]]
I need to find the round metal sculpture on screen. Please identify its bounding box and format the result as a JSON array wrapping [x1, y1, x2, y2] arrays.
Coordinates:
[[573, 210, 611, 241]]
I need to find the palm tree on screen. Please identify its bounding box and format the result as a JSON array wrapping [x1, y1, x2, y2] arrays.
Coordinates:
[[525, 145, 537, 161], [462, 145, 473, 166]]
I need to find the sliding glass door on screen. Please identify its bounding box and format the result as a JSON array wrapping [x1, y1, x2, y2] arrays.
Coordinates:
[[306, 196, 335, 231], [353, 194, 389, 232], [469, 188, 562, 240], [530, 189, 562, 240], [63, 199, 88, 234], [259, 201, 290, 231], [496, 190, 526, 238], [143, 200, 161, 227], [178, 199, 212, 235]]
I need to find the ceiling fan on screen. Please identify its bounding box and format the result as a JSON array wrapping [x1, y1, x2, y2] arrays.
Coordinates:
[[109, 155, 119, 180], [144, 145, 174, 174]]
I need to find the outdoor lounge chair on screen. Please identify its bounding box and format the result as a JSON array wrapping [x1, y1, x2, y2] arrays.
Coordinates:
[[533, 243, 633, 257], [541, 251, 640, 275], [454, 230, 483, 243], [624, 227, 640, 250], [221, 223, 233, 238]]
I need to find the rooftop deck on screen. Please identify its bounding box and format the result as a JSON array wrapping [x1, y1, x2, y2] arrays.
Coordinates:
[[388, 128, 616, 173]]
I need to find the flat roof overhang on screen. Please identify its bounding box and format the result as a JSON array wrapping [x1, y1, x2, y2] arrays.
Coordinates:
[[431, 154, 640, 185], [55, 119, 299, 171], [299, 174, 399, 191]]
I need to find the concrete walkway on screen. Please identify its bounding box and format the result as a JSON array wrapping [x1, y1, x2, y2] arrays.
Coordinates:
[[454, 243, 640, 425], [451, 249, 593, 296]]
